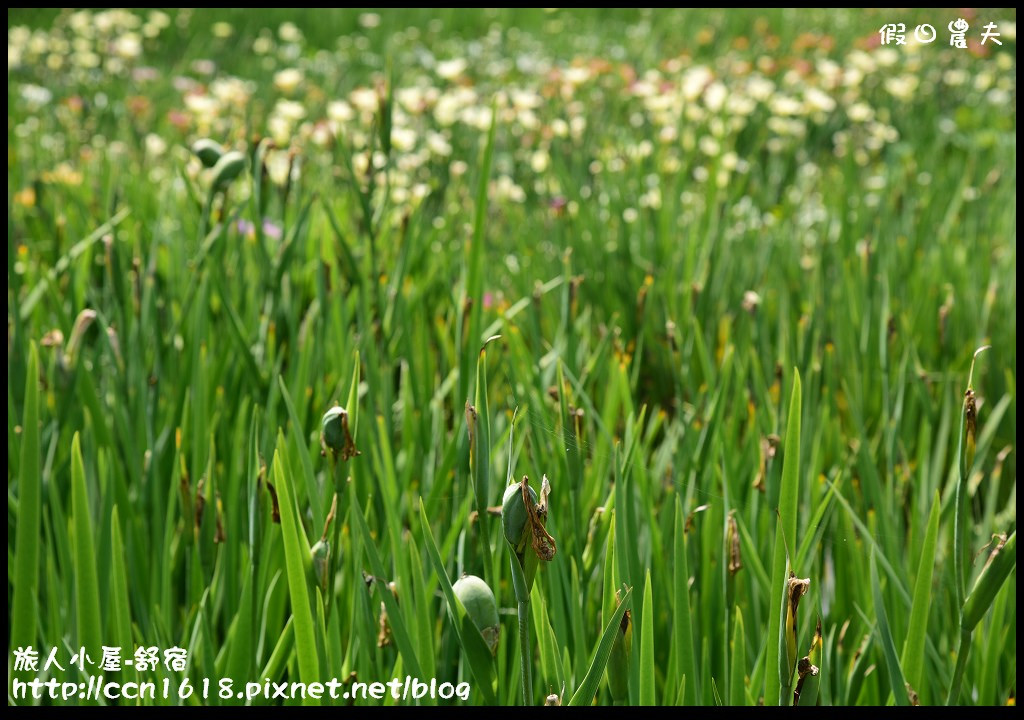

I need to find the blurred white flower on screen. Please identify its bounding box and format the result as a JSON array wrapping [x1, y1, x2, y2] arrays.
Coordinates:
[[847, 102, 873, 122], [874, 48, 899, 68], [704, 81, 728, 112], [493, 175, 525, 202], [268, 116, 292, 146], [396, 86, 429, 113], [253, 35, 273, 54], [113, 32, 142, 59], [391, 126, 417, 152], [569, 115, 586, 139], [426, 132, 452, 157], [530, 149, 550, 173], [184, 93, 220, 118], [147, 11, 170, 29], [510, 88, 541, 110], [563, 65, 590, 85], [986, 88, 1011, 107], [359, 13, 381, 29], [461, 105, 493, 131], [769, 95, 802, 116], [20, 83, 52, 108], [639, 188, 661, 209], [727, 93, 757, 116], [211, 77, 252, 106], [847, 51, 876, 75], [437, 58, 467, 79], [74, 51, 101, 69], [265, 149, 291, 186], [974, 72, 994, 92], [699, 136, 720, 157], [274, 99, 306, 122], [278, 22, 303, 43], [884, 75, 919, 101], [274, 68, 304, 94], [328, 100, 355, 123], [803, 87, 836, 114], [682, 66, 713, 101], [145, 133, 167, 157], [350, 87, 380, 115]]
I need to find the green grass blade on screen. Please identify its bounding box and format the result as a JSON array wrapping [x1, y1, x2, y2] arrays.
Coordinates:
[[900, 489, 940, 700], [639, 569, 655, 705], [71, 432, 102, 664], [870, 549, 910, 706], [470, 339, 496, 519], [11, 342, 41, 662], [568, 587, 633, 707], [459, 100, 496, 405], [277, 375, 323, 530], [271, 451, 321, 703], [672, 496, 698, 705], [257, 615, 294, 684], [767, 369, 801, 705], [349, 486, 423, 678], [729, 606, 746, 706], [962, 531, 1016, 632], [418, 499, 497, 704], [108, 506, 134, 658]]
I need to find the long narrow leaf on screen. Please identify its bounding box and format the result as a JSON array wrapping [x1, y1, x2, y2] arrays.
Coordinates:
[[271, 451, 321, 703], [11, 343, 41, 662], [767, 370, 801, 705], [568, 588, 633, 706]]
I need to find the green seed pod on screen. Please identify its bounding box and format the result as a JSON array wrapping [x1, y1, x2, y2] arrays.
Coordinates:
[[191, 138, 225, 168], [210, 150, 247, 191], [322, 405, 347, 450], [964, 388, 978, 473], [726, 511, 742, 576], [452, 574, 500, 654], [502, 481, 537, 552], [321, 405, 360, 460], [311, 539, 330, 594]]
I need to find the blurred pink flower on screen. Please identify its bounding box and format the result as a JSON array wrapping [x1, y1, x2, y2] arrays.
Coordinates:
[[262, 219, 283, 240]]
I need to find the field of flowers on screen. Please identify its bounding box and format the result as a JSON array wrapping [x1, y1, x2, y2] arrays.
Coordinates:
[[8, 8, 1017, 706]]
